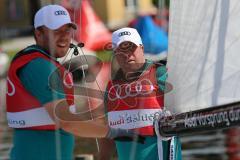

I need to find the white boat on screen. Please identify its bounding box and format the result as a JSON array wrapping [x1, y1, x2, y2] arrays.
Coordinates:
[[160, 0, 240, 136]]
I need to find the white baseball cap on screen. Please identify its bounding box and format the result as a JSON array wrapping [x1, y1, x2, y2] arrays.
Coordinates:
[[112, 27, 143, 50], [34, 4, 76, 30]]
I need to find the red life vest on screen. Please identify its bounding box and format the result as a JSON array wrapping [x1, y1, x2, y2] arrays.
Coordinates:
[[6, 47, 74, 130], [106, 64, 164, 136]]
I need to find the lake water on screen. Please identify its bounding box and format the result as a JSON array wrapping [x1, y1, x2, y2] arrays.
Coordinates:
[[0, 78, 239, 160]]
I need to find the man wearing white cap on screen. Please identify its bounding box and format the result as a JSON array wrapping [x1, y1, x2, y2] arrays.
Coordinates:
[[6, 4, 77, 160], [6, 5, 140, 160], [99, 27, 182, 160]]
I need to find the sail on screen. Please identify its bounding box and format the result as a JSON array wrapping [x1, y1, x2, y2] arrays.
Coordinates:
[[165, 0, 240, 114]]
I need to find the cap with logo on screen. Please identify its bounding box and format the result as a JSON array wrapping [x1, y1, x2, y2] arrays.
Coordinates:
[[112, 27, 143, 50], [34, 4, 77, 30]]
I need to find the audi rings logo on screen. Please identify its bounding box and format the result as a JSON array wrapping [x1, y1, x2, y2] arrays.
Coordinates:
[[118, 31, 131, 37], [54, 10, 67, 16], [108, 78, 155, 101]]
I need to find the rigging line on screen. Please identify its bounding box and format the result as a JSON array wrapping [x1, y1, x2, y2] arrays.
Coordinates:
[[66, 47, 75, 73], [73, 2, 76, 40], [63, 0, 82, 72], [58, 0, 80, 67], [78, 47, 107, 120], [78, 46, 100, 153], [76, 0, 100, 152], [79, 0, 82, 41], [60, 46, 74, 64], [79, 47, 105, 101]]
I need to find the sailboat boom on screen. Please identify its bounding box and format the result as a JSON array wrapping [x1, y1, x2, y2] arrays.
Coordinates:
[[159, 101, 240, 137]]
